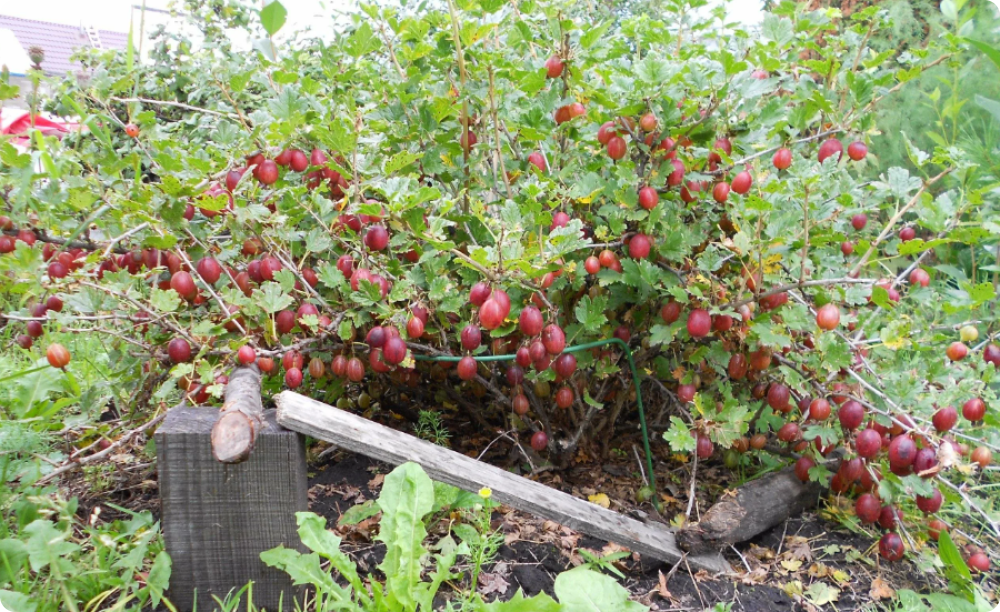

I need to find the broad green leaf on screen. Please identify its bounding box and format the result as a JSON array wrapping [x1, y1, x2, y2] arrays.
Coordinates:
[[967, 38, 1000, 72], [481, 589, 561, 611], [345, 22, 382, 58], [869, 286, 895, 309], [384, 151, 421, 175], [663, 417, 696, 454], [269, 86, 306, 121], [13, 365, 64, 419], [146, 551, 171, 609], [376, 462, 435, 611], [337, 500, 380, 526], [0, 591, 36, 612], [150, 288, 181, 313], [574, 295, 609, 333], [553, 567, 649, 612], [973, 94, 1000, 124], [0, 539, 28, 584], [938, 531, 971, 580], [581, 21, 612, 48], [648, 324, 677, 347], [259, 282, 294, 314], [24, 520, 78, 573], [260, 548, 350, 600], [260, 0, 287, 36]]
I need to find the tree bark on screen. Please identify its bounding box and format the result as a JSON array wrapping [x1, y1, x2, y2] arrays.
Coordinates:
[[676, 465, 827, 554], [211, 365, 264, 463]]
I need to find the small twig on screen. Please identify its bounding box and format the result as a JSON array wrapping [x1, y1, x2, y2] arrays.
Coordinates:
[[849, 169, 951, 277], [633, 444, 649, 487], [939, 478, 1000, 537], [102, 223, 149, 259], [683, 556, 708, 606], [685, 451, 699, 520], [38, 408, 173, 484], [800, 185, 810, 286], [729, 545, 752, 573], [79, 281, 198, 346], [487, 66, 513, 200]]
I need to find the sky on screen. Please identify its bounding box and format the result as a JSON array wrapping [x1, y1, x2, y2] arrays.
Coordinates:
[[0, 0, 765, 34]]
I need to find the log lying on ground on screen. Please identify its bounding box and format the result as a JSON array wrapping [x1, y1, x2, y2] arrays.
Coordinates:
[[676, 464, 827, 554], [275, 390, 732, 574], [211, 365, 264, 463]]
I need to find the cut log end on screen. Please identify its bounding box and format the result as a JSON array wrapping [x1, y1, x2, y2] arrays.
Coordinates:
[[676, 466, 827, 554], [211, 411, 256, 463], [211, 365, 264, 464]]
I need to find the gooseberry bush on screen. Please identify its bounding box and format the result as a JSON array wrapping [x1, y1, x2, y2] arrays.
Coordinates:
[[1, 0, 998, 568]]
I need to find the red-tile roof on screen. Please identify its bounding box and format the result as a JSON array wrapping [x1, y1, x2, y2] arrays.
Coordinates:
[[0, 15, 129, 75]]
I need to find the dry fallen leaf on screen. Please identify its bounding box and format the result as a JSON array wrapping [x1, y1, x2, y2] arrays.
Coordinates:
[[785, 536, 814, 561], [478, 572, 510, 597], [807, 563, 831, 578], [782, 580, 804, 598], [804, 582, 839, 606], [740, 567, 768, 584], [869, 577, 895, 600], [781, 559, 803, 572], [656, 570, 672, 599], [588, 493, 611, 508]]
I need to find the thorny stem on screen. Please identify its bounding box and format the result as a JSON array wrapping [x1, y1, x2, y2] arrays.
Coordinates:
[[849, 169, 951, 278], [109, 96, 236, 119], [487, 66, 514, 200], [79, 281, 198, 347], [800, 185, 810, 286], [446, 0, 471, 213]]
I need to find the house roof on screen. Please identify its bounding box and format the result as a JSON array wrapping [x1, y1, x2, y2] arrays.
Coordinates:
[[0, 15, 129, 75]]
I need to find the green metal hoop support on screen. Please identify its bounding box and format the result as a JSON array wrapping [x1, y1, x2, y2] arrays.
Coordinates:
[[413, 337, 660, 510]]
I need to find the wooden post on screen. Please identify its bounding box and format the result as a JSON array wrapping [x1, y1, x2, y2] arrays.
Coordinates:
[[157, 406, 309, 611], [275, 390, 732, 574]]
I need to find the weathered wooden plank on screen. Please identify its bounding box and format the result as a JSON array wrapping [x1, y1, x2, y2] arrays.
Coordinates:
[[275, 391, 731, 574], [157, 406, 309, 611], [212, 364, 263, 463]]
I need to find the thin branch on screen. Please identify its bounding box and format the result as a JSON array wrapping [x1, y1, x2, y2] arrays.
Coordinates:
[[109, 97, 236, 119], [37, 408, 173, 484], [102, 223, 149, 259], [720, 277, 874, 311], [78, 281, 198, 346], [0, 229, 129, 256], [849, 169, 951, 277]]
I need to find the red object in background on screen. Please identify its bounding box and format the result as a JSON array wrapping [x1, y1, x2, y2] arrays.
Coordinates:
[[1, 110, 84, 148]]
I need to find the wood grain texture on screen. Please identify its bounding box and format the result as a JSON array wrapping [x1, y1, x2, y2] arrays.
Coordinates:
[[212, 365, 264, 463], [676, 465, 826, 554], [275, 391, 731, 574], [158, 406, 308, 611]]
